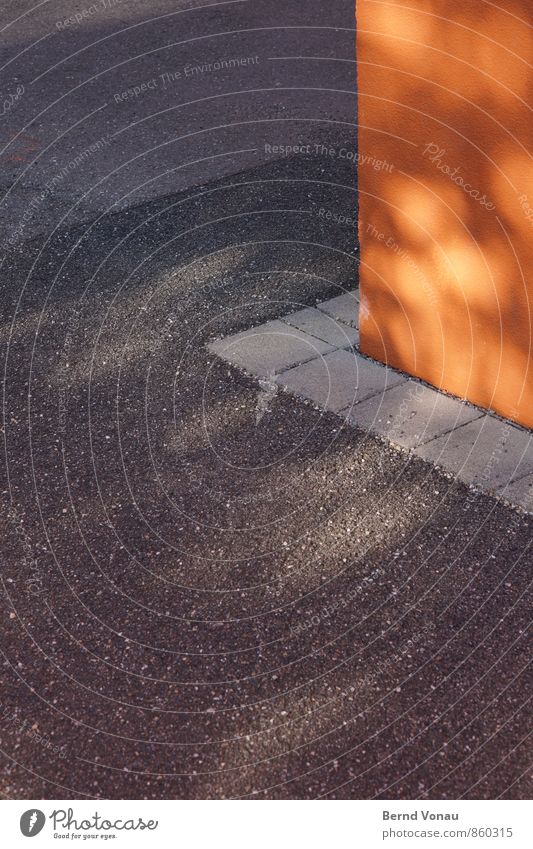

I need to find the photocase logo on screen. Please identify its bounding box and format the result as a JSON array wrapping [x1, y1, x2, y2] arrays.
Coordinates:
[[20, 810, 46, 837]]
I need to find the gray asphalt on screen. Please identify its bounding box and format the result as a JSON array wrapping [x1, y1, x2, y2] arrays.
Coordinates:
[[0, 0, 531, 800]]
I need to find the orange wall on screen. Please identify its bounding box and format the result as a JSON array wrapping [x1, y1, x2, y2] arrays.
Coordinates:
[[357, 0, 533, 428]]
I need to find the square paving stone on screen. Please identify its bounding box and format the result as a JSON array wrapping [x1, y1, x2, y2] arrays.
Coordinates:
[[414, 414, 533, 491], [343, 380, 483, 449], [283, 307, 359, 348], [498, 473, 533, 512], [275, 350, 405, 413], [316, 291, 359, 327], [208, 320, 334, 377]]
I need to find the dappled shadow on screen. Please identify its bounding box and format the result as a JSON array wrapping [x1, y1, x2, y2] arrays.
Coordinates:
[[358, 0, 533, 428], [2, 150, 530, 799], [1, 0, 530, 802]]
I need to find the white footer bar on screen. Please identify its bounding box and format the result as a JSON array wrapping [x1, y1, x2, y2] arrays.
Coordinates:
[[2, 799, 530, 848]]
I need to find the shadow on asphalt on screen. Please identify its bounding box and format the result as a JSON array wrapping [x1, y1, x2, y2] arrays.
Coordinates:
[[0, 0, 530, 801], [1, 157, 531, 799]]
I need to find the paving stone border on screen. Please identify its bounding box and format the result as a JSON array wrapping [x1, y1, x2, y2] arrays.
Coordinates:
[[208, 291, 533, 514]]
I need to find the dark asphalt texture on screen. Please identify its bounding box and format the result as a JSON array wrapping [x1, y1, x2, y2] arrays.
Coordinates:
[[1, 0, 531, 800]]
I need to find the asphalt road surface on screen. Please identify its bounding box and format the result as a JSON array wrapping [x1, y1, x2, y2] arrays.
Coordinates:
[[0, 0, 531, 800]]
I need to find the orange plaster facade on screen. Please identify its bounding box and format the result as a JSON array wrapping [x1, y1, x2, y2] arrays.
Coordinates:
[[357, 0, 533, 428]]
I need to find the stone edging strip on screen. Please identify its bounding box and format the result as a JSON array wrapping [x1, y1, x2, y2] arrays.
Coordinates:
[[208, 291, 533, 514]]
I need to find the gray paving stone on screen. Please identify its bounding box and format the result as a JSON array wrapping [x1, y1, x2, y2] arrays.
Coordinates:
[[316, 291, 359, 327], [207, 304, 532, 514], [275, 350, 405, 413], [208, 320, 334, 377], [498, 473, 533, 512], [283, 307, 359, 348], [414, 414, 533, 491], [343, 380, 483, 449]]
